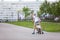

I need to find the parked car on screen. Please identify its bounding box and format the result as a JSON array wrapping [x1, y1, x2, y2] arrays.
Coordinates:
[[54, 17, 60, 22], [40, 13, 55, 20]]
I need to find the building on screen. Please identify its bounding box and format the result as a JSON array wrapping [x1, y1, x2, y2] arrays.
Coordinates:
[[0, 1, 42, 21]]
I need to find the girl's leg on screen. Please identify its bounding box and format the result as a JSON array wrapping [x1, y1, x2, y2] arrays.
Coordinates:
[[32, 24, 36, 34]]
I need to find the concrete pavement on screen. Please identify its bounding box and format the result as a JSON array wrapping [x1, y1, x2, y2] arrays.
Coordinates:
[[0, 23, 60, 40]]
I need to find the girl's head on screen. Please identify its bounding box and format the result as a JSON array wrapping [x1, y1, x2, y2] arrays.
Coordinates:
[[31, 10, 37, 17]]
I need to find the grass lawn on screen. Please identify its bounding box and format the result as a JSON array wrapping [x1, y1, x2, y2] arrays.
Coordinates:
[[7, 21, 60, 32]]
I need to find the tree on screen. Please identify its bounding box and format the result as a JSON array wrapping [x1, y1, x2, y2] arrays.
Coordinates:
[[40, 0, 60, 17], [50, 1, 60, 16], [22, 7, 30, 18], [55, 1, 60, 16], [40, 0, 50, 14]]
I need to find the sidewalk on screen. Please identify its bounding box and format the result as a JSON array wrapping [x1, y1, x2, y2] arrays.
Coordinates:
[[0, 23, 60, 40]]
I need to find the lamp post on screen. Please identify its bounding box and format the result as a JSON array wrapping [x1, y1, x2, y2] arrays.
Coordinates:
[[18, 10, 20, 21]]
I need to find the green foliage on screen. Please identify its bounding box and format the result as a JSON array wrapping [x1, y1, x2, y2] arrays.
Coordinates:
[[40, 0, 60, 16], [8, 21, 60, 32], [37, 11, 41, 17], [22, 7, 30, 17], [40, 0, 50, 13], [50, 1, 60, 16]]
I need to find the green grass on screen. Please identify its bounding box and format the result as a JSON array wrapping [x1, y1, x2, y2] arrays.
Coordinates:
[[7, 21, 60, 32]]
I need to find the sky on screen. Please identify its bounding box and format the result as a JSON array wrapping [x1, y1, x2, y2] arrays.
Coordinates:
[[0, 0, 58, 2]]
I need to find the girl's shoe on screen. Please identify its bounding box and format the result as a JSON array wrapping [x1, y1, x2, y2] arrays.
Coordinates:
[[32, 32, 35, 34]]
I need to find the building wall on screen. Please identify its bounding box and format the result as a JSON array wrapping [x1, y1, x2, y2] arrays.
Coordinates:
[[0, 1, 42, 21]]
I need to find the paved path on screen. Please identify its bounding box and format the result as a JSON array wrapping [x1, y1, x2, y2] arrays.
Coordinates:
[[0, 23, 60, 40]]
